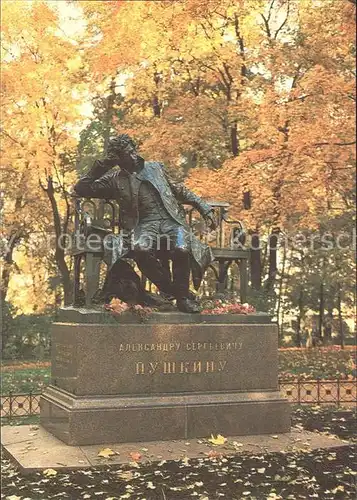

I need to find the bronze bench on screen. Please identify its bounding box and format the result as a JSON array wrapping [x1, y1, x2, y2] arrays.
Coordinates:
[[71, 198, 249, 307]]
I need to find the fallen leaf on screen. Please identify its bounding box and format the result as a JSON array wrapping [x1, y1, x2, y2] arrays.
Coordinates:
[[6, 496, 22, 500], [206, 449, 223, 458], [332, 485, 345, 493], [117, 471, 135, 481], [208, 434, 227, 445], [129, 451, 142, 461], [97, 448, 116, 458], [43, 468, 57, 477]]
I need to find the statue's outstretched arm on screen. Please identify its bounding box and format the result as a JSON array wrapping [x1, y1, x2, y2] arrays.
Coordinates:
[[160, 163, 213, 217]]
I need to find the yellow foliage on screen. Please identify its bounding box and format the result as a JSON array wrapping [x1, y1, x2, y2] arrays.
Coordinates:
[[1, 0, 355, 311]]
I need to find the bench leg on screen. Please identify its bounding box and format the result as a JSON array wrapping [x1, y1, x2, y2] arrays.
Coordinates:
[[239, 259, 248, 303], [85, 254, 102, 307], [73, 255, 82, 306], [216, 261, 230, 294]]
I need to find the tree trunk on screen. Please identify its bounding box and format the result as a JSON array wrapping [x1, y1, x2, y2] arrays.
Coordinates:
[[324, 304, 333, 344], [0, 178, 29, 350], [1, 239, 16, 302], [265, 229, 279, 291], [1, 264, 13, 353], [250, 231, 261, 290], [152, 94, 161, 117], [55, 248, 72, 305], [103, 77, 116, 154], [296, 289, 304, 347], [230, 121, 239, 156], [43, 177, 72, 305], [337, 283, 344, 349], [0, 186, 26, 303], [276, 240, 287, 339], [152, 69, 161, 118], [318, 282, 324, 339]]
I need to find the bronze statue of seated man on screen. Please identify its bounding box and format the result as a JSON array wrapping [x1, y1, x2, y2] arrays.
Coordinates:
[[73, 134, 217, 313]]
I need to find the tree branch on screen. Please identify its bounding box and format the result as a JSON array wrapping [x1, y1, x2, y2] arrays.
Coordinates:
[[260, 14, 272, 38], [0, 128, 25, 148], [266, 0, 276, 23], [315, 141, 356, 147], [274, 0, 291, 40]]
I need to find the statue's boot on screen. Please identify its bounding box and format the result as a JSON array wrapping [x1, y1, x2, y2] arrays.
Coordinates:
[[172, 250, 200, 313], [138, 290, 174, 310], [176, 297, 201, 313]]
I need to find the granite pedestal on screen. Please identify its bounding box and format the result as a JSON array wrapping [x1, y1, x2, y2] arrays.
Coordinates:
[[41, 308, 290, 445]]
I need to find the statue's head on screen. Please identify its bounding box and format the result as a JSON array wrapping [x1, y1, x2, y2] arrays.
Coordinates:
[[107, 134, 136, 157], [106, 134, 138, 171]]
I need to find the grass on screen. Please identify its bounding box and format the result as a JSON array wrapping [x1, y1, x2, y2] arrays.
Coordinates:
[[1, 364, 51, 395], [278, 347, 356, 381], [1, 415, 40, 426]]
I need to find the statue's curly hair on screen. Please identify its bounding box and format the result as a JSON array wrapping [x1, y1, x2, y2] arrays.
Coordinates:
[[108, 134, 136, 152]]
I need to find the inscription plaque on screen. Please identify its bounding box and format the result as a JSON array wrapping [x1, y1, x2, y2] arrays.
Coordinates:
[[50, 322, 277, 395], [53, 341, 77, 377], [120, 341, 241, 376]]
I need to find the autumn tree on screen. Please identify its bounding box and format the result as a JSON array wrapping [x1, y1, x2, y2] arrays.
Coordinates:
[[1, 0, 91, 310], [1, 0, 355, 342]]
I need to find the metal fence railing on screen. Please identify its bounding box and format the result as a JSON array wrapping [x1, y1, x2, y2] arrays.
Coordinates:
[[1, 380, 356, 421], [1, 391, 41, 420], [279, 378, 356, 405]]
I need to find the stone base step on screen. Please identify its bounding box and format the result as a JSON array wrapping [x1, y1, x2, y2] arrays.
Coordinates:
[[41, 386, 291, 445]]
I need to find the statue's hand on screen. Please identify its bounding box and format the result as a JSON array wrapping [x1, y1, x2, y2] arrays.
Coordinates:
[[204, 210, 218, 231], [88, 158, 116, 180], [102, 157, 118, 169]]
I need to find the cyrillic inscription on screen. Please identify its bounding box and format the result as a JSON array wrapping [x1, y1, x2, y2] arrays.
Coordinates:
[[55, 343, 74, 370], [135, 360, 228, 375], [120, 341, 242, 353]]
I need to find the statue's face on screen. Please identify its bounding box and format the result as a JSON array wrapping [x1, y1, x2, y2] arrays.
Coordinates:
[[108, 142, 138, 171]]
